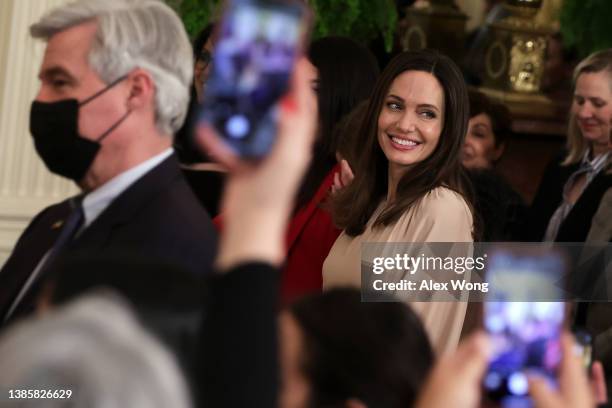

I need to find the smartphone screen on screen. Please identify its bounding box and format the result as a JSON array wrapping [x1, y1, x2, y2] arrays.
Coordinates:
[[572, 328, 593, 371], [483, 250, 566, 408], [199, 0, 306, 158]]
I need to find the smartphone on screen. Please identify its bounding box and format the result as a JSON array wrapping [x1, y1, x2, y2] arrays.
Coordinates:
[[198, 0, 308, 159], [572, 328, 593, 371], [483, 249, 566, 408]]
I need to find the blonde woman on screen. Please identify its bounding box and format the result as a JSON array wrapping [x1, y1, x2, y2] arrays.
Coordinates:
[[528, 49, 612, 242]]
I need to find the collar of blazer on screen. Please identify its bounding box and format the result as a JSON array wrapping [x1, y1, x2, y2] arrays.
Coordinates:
[[72, 153, 181, 242]]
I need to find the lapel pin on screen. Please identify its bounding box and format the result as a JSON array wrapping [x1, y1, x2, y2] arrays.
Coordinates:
[[51, 220, 64, 230]]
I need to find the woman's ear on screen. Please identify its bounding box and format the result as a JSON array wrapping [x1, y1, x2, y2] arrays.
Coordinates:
[[345, 398, 367, 408], [491, 141, 506, 162]]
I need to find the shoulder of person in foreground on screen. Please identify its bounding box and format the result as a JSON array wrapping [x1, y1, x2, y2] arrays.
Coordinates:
[[0, 291, 192, 408]]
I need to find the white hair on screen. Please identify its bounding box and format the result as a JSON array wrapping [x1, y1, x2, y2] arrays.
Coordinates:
[[0, 292, 193, 408], [30, 0, 193, 135]]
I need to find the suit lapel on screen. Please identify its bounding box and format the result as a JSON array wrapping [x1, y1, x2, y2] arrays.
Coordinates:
[[0, 155, 183, 320], [0, 201, 72, 317], [73, 154, 182, 250]]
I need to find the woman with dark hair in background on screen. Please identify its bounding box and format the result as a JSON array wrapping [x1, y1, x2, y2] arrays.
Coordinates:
[[462, 90, 509, 170], [212, 36, 379, 304], [296, 36, 380, 205], [462, 90, 526, 241], [271, 36, 380, 305], [174, 23, 228, 217], [333, 100, 369, 168], [323, 50, 476, 353], [175, 23, 216, 165]]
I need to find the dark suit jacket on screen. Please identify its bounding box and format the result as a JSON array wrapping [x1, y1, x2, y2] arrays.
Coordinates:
[[181, 168, 226, 218], [0, 154, 218, 323], [526, 152, 612, 242]]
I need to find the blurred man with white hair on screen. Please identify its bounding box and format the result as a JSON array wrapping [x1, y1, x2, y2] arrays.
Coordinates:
[[0, 292, 193, 408], [0, 0, 217, 324]]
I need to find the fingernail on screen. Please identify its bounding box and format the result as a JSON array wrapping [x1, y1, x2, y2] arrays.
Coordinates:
[[281, 96, 298, 113]]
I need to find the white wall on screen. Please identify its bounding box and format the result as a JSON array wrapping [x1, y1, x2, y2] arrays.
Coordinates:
[[0, 0, 77, 267]]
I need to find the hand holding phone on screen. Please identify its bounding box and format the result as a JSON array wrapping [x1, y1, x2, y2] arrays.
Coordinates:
[[210, 57, 317, 269], [483, 250, 566, 408], [198, 0, 309, 160], [528, 333, 595, 408], [415, 332, 491, 408]]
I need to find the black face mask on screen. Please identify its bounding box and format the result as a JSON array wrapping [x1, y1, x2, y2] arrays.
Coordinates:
[[29, 75, 130, 182]]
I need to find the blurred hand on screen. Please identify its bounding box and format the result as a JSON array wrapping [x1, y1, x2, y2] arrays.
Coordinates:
[[415, 332, 491, 408], [199, 57, 318, 270], [331, 159, 354, 195], [528, 334, 595, 408], [591, 360, 608, 404]]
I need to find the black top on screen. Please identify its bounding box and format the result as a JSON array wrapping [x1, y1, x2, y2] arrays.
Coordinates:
[[526, 151, 612, 242], [199, 262, 280, 408], [182, 168, 226, 218], [175, 95, 207, 164], [468, 168, 527, 242]]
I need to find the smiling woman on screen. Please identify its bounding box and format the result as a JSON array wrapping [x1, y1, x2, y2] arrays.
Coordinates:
[[377, 70, 444, 192], [527, 49, 612, 242], [323, 50, 476, 354]]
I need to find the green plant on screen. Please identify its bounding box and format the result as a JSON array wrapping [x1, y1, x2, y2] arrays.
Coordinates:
[[560, 0, 612, 58], [167, 0, 398, 52], [167, 0, 222, 39], [309, 0, 397, 51]]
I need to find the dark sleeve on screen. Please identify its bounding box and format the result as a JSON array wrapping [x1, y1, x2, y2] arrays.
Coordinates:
[[174, 94, 207, 164], [523, 153, 566, 241], [198, 262, 280, 408], [501, 181, 528, 242]]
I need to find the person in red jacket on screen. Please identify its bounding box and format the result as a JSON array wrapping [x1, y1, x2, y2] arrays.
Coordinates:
[[214, 36, 380, 305], [277, 36, 381, 304]]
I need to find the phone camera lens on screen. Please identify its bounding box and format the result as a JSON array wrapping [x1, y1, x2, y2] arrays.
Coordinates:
[[508, 372, 528, 396], [226, 115, 250, 139]]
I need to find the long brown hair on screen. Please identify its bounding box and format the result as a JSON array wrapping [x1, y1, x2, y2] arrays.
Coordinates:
[[295, 36, 380, 211], [331, 50, 474, 237]]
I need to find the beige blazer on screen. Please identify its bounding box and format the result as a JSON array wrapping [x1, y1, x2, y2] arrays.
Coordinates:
[[323, 187, 474, 354]]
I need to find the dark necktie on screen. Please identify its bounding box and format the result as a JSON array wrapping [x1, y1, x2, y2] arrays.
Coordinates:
[[42, 197, 85, 272], [3, 197, 84, 323]]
